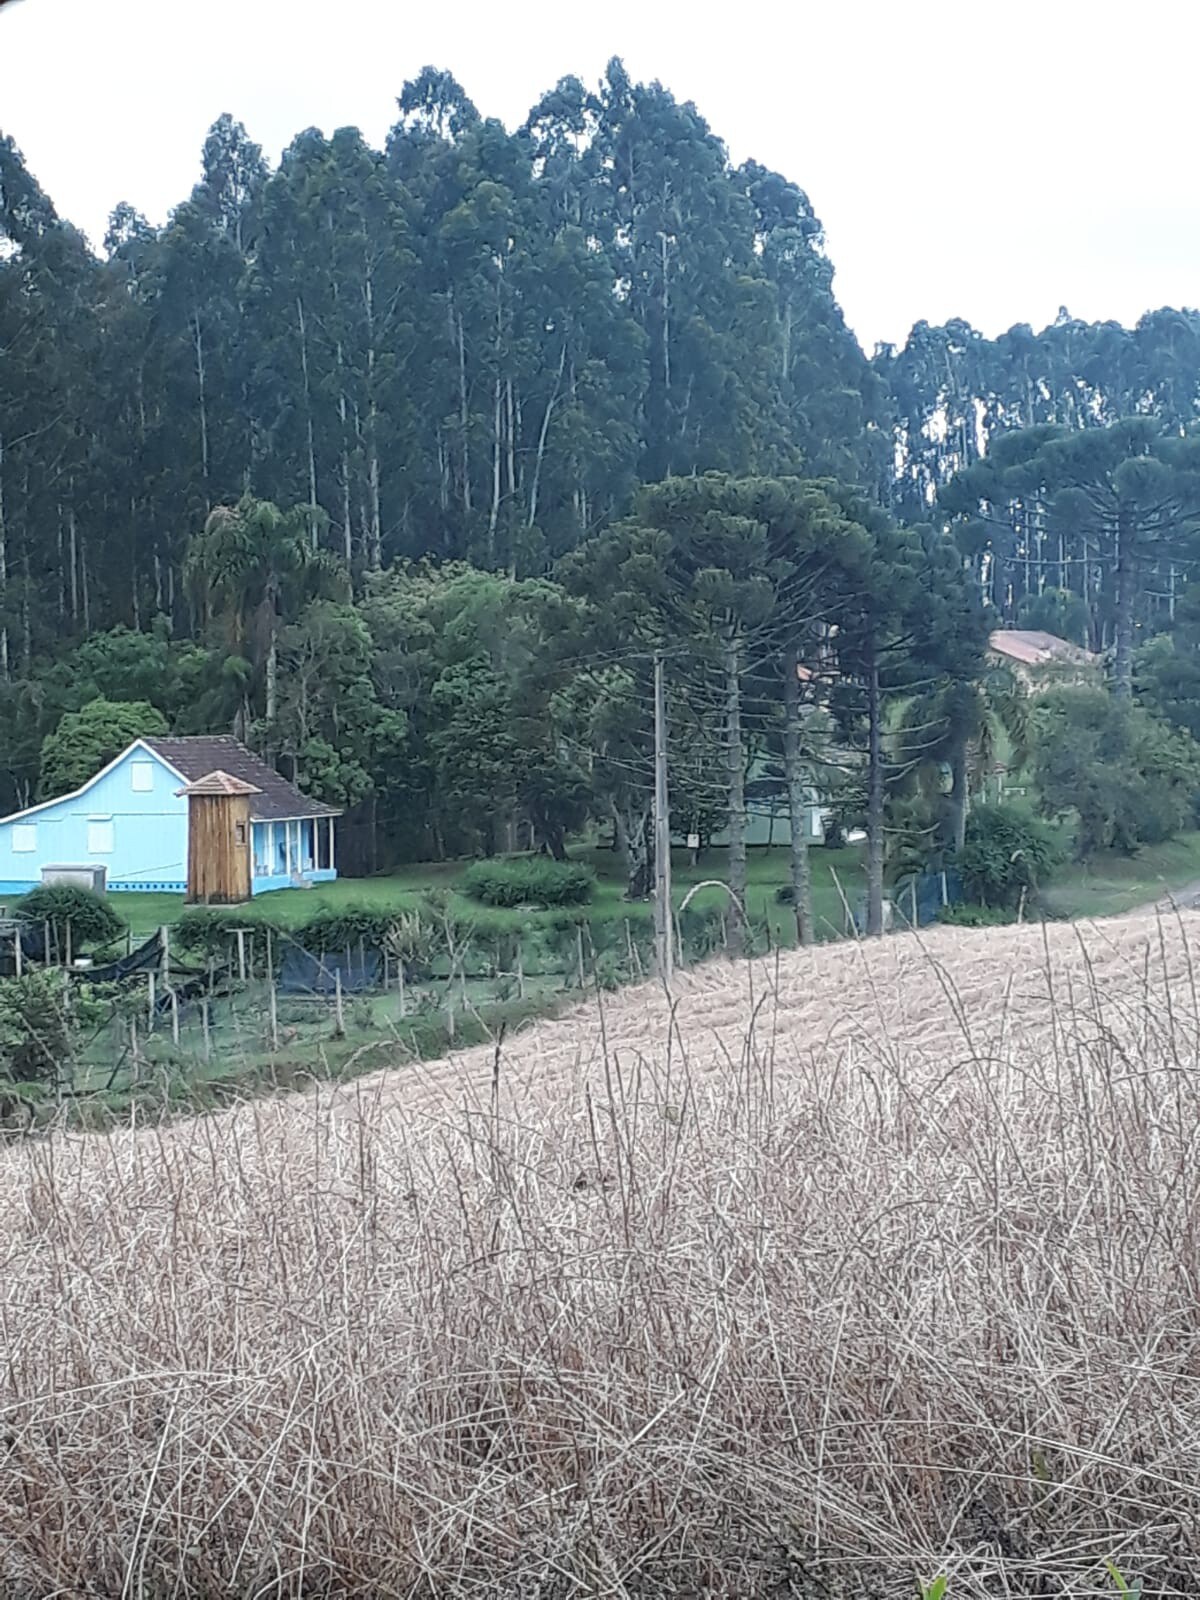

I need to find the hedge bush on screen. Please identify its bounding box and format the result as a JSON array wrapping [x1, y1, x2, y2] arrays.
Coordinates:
[[461, 857, 595, 909], [937, 902, 1016, 929], [293, 905, 414, 955], [957, 803, 1063, 910], [173, 906, 268, 964], [17, 885, 125, 951]]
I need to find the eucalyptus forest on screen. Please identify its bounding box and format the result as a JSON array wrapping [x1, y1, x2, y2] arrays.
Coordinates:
[[5, 60, 1200, 934]]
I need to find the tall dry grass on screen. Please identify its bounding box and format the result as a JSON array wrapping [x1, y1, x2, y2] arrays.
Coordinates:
[[3, 912, 1200, 1597]]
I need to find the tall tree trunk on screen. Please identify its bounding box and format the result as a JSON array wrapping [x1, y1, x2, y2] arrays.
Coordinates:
[[614, 801, 653, 901], [67, 500, 78, 626], [56, 502, 66, 620], [364, 270, 383, 570], [529, 343, 565, 530], [450, 295, 471, 520], [488, 374, 502, 567], [20, 549, 30, 675], [947, 732, 969, 854], [1113, 506, 1136, 700], [436, 428, 449, 517], [781, 643, 814, 946], [505, 377, 517, 502], [366, 401, 382, 571], [192, 311, 210, 497], [130, 495, 141, 629], [335, 336, 354, 568], [660, 230, 671, 395], [725, 633, 747, 955], [340, 404, 353, 566], [296, 297, 320, 551], [866, 642, 885, 937], [0, 434, 8, 679], [80, 531, 91, 634], [265, 626, 278, 725]]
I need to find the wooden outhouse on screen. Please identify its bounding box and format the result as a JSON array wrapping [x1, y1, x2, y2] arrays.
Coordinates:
[[176, 770, 261, 904]]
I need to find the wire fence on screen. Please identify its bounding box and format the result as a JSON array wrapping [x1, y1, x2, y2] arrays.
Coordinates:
[[0, 877, 962, 1124]]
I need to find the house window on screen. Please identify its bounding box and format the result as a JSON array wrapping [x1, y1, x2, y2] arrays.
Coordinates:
[[87, 819, 114, 855], [131, 761, 154, 793], [235, 821, 247, 846], [12, 824, 36, 853]]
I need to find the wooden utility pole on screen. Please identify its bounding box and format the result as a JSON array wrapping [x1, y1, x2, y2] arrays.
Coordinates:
[[266, 927, 279, 1051], [653, 652, 673, 982]]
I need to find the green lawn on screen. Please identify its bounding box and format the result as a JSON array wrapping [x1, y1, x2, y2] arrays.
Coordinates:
[[112, 844, 866, 946], [1040, 830, 1200, 920], [97, 824, 1200, 949]]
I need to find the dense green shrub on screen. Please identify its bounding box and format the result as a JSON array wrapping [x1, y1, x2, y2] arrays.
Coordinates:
[[956, 804, 1062, 909], [0, 970, 87, 1084], [38, 698, 168, 798], [173, 906, 268, 964], [937, 902, 1017, 928], [1033, 688, 1200, 858], [461, 856, 595, 909], [18, 885, 125, 952], [294, 904, 415, 955]]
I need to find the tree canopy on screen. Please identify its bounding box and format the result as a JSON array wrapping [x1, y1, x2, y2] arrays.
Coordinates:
[[4, 64, 1200, 920]]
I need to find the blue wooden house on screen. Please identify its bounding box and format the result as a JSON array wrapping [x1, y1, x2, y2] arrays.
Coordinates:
[[0, 735, 339, 897]]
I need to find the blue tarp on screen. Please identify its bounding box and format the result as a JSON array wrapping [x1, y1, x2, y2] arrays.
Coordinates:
[[855, 867, 964, 933], [279, 946, 380, 996]]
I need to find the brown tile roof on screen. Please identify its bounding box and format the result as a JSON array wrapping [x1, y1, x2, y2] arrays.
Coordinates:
[[988, 629, 1098, 669], [175, 770, 261, 798], [145, 737, 340, 821]]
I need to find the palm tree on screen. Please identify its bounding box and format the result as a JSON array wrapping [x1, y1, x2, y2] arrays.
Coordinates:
[[897, 663, 1030, 855], [185, 494, 339, 733]]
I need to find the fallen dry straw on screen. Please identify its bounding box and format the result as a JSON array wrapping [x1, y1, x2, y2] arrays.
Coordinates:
[[4, 912, 1200, 1597]]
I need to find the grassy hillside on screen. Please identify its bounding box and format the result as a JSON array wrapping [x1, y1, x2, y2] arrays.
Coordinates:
[[3, 915, 1197, 1595], [1041, 829, 1200, 919]]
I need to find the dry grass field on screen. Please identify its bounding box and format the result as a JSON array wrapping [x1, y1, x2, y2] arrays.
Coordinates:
[[5, 912, 1200, 1597]]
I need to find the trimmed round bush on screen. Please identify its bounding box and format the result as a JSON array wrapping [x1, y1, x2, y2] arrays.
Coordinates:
[[461, 857, 596, 910], [173, 906, 266, 964], [294, 905, 412, 954], [17, 885, 125, 951]]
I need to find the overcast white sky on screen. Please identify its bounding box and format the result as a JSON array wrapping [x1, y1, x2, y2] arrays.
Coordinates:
[[2, 0, 1197, 350]]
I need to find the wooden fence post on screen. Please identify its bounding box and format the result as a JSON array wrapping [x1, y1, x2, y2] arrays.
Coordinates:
[[12, 930, 21, 978], [201, 998, 211, 1060], [398, 958, 407, 1019], [147, 970, 156, 1032], [576, 925, 585, 989], [266, 928, 279, 1051], [235, 927, 247, 982], [171, 988, 180, 1047], [334, 970, 345, 1037]]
